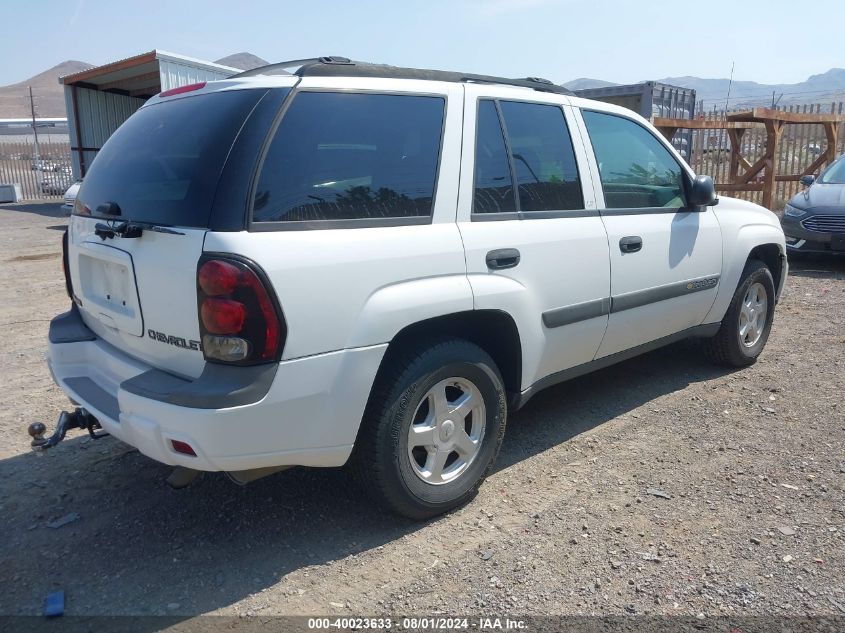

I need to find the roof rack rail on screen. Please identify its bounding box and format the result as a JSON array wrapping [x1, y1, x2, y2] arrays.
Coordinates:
[[232, 57, 574, 96], [460, 74, 570, 95], [231, 57, 351, 78]]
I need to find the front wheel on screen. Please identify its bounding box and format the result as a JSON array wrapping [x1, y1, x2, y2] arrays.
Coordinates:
[[704, 259, 776, 367], [352, 338, 507, 519]]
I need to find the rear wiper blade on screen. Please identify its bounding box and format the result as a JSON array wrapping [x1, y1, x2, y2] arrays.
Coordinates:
[[94, 220, 185, 240], [94, 222, 134, 240], [140, 222, 186, 235]]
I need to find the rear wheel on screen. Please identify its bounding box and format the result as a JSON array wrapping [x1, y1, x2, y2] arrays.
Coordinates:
[[704, 259, 775, 367], [353, 338, 507, 519]]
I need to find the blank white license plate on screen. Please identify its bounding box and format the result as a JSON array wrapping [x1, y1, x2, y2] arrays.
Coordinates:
[[76, 245, 143, 336]]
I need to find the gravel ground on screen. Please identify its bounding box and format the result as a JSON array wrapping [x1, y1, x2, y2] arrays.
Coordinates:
[[0, 203, 843, 624]]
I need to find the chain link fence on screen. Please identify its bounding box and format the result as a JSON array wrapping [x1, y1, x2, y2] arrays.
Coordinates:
[[0, 136, 73, 201]]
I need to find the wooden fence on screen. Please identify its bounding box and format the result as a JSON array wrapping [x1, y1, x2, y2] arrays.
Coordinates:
[[687, 101, 845, 210], [0, 137, 73, 201]]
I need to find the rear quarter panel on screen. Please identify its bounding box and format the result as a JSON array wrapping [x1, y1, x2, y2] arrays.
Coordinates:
[[204, 78, 472, 360], [203, 225, 472, 360]]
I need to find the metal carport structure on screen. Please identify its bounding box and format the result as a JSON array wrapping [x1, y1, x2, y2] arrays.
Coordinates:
[[60, 50, 240, 179]]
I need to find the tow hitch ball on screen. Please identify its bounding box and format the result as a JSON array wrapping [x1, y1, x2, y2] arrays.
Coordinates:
[[27, 408, 108, 451]]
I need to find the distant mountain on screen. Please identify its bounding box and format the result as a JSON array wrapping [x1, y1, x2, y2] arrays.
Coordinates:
[[562, 78, 618, 91], [0, 54, 273, 119], [0, 60, 92, 118], [562, 69, 845, 109], [215, 52, 269, 71], [656, 68, 845, 108]]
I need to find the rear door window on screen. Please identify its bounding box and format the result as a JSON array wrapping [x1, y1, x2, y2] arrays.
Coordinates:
[[252, 92, 445, 224], [75, 90, 268, 228], [473, 100, 517, 214]]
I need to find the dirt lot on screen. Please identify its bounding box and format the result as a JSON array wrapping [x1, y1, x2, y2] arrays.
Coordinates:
[[1, 203, 844, 623]]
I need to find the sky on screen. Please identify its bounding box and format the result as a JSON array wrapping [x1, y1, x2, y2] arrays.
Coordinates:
[[1, 0, 843, 87]]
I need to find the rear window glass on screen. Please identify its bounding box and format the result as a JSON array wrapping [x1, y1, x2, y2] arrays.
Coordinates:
[[252, 92, 445, 223], [75, 90, 265, 228]]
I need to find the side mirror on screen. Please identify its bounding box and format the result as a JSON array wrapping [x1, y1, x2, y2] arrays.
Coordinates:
[[800, 175, 815, 187], [689, 175, 717, 208]]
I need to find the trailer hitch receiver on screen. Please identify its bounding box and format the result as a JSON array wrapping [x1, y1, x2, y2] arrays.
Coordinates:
[[28, 408, 108, 451]]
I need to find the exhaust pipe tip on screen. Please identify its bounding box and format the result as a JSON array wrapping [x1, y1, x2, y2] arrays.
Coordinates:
[[226, 465, 292, 486], [166, 466, 201, 489]]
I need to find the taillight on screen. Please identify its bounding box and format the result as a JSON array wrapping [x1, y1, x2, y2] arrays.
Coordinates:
[[198, 260, 239, 296], [201, 299, 246, 334], [61, 229, 73, 298], [158, 82, 206, 98], [196, 255, 285, 365]]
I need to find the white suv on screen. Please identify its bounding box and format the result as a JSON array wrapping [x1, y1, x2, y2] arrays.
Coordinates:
[[42, 58, 787, 518]]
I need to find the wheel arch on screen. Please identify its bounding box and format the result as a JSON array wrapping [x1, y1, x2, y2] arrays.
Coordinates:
[[747, 243, 785, 300], [370, 309, 523, 406], [704, 223, 786, 324]]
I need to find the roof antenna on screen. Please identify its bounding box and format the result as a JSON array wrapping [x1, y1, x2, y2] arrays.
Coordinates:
[[724, 61, 734, 113]]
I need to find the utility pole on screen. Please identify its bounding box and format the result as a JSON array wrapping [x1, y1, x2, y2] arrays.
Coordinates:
[[29, 86, 42, 197], [724, 61, 734, 113]]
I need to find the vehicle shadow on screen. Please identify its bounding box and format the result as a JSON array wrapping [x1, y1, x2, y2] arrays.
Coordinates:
[[0, 202, 66, 219], [497, 340, 730, 470], [0, 342, 732, 622], [786, 255, 845, 280]]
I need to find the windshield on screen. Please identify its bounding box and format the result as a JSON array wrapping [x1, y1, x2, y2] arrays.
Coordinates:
[[74, 90, 265, 228], [819, 156, 845, 184]]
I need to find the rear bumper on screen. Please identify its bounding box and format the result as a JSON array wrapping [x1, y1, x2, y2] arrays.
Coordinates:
[[47, 308, 386, 472]]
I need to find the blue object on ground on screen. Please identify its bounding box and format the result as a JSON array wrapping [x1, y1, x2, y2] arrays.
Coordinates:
[[44, 591, 64, 617]]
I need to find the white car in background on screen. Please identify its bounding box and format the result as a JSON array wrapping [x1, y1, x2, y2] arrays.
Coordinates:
[[61, 180, 81, 214]]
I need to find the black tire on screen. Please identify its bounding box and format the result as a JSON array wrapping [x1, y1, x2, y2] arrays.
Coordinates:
[[704, 258, 776, 367], [352, 337, 507, 520]]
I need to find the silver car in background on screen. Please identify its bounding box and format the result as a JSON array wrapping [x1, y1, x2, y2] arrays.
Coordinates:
[[61, 180, 82, 215]]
